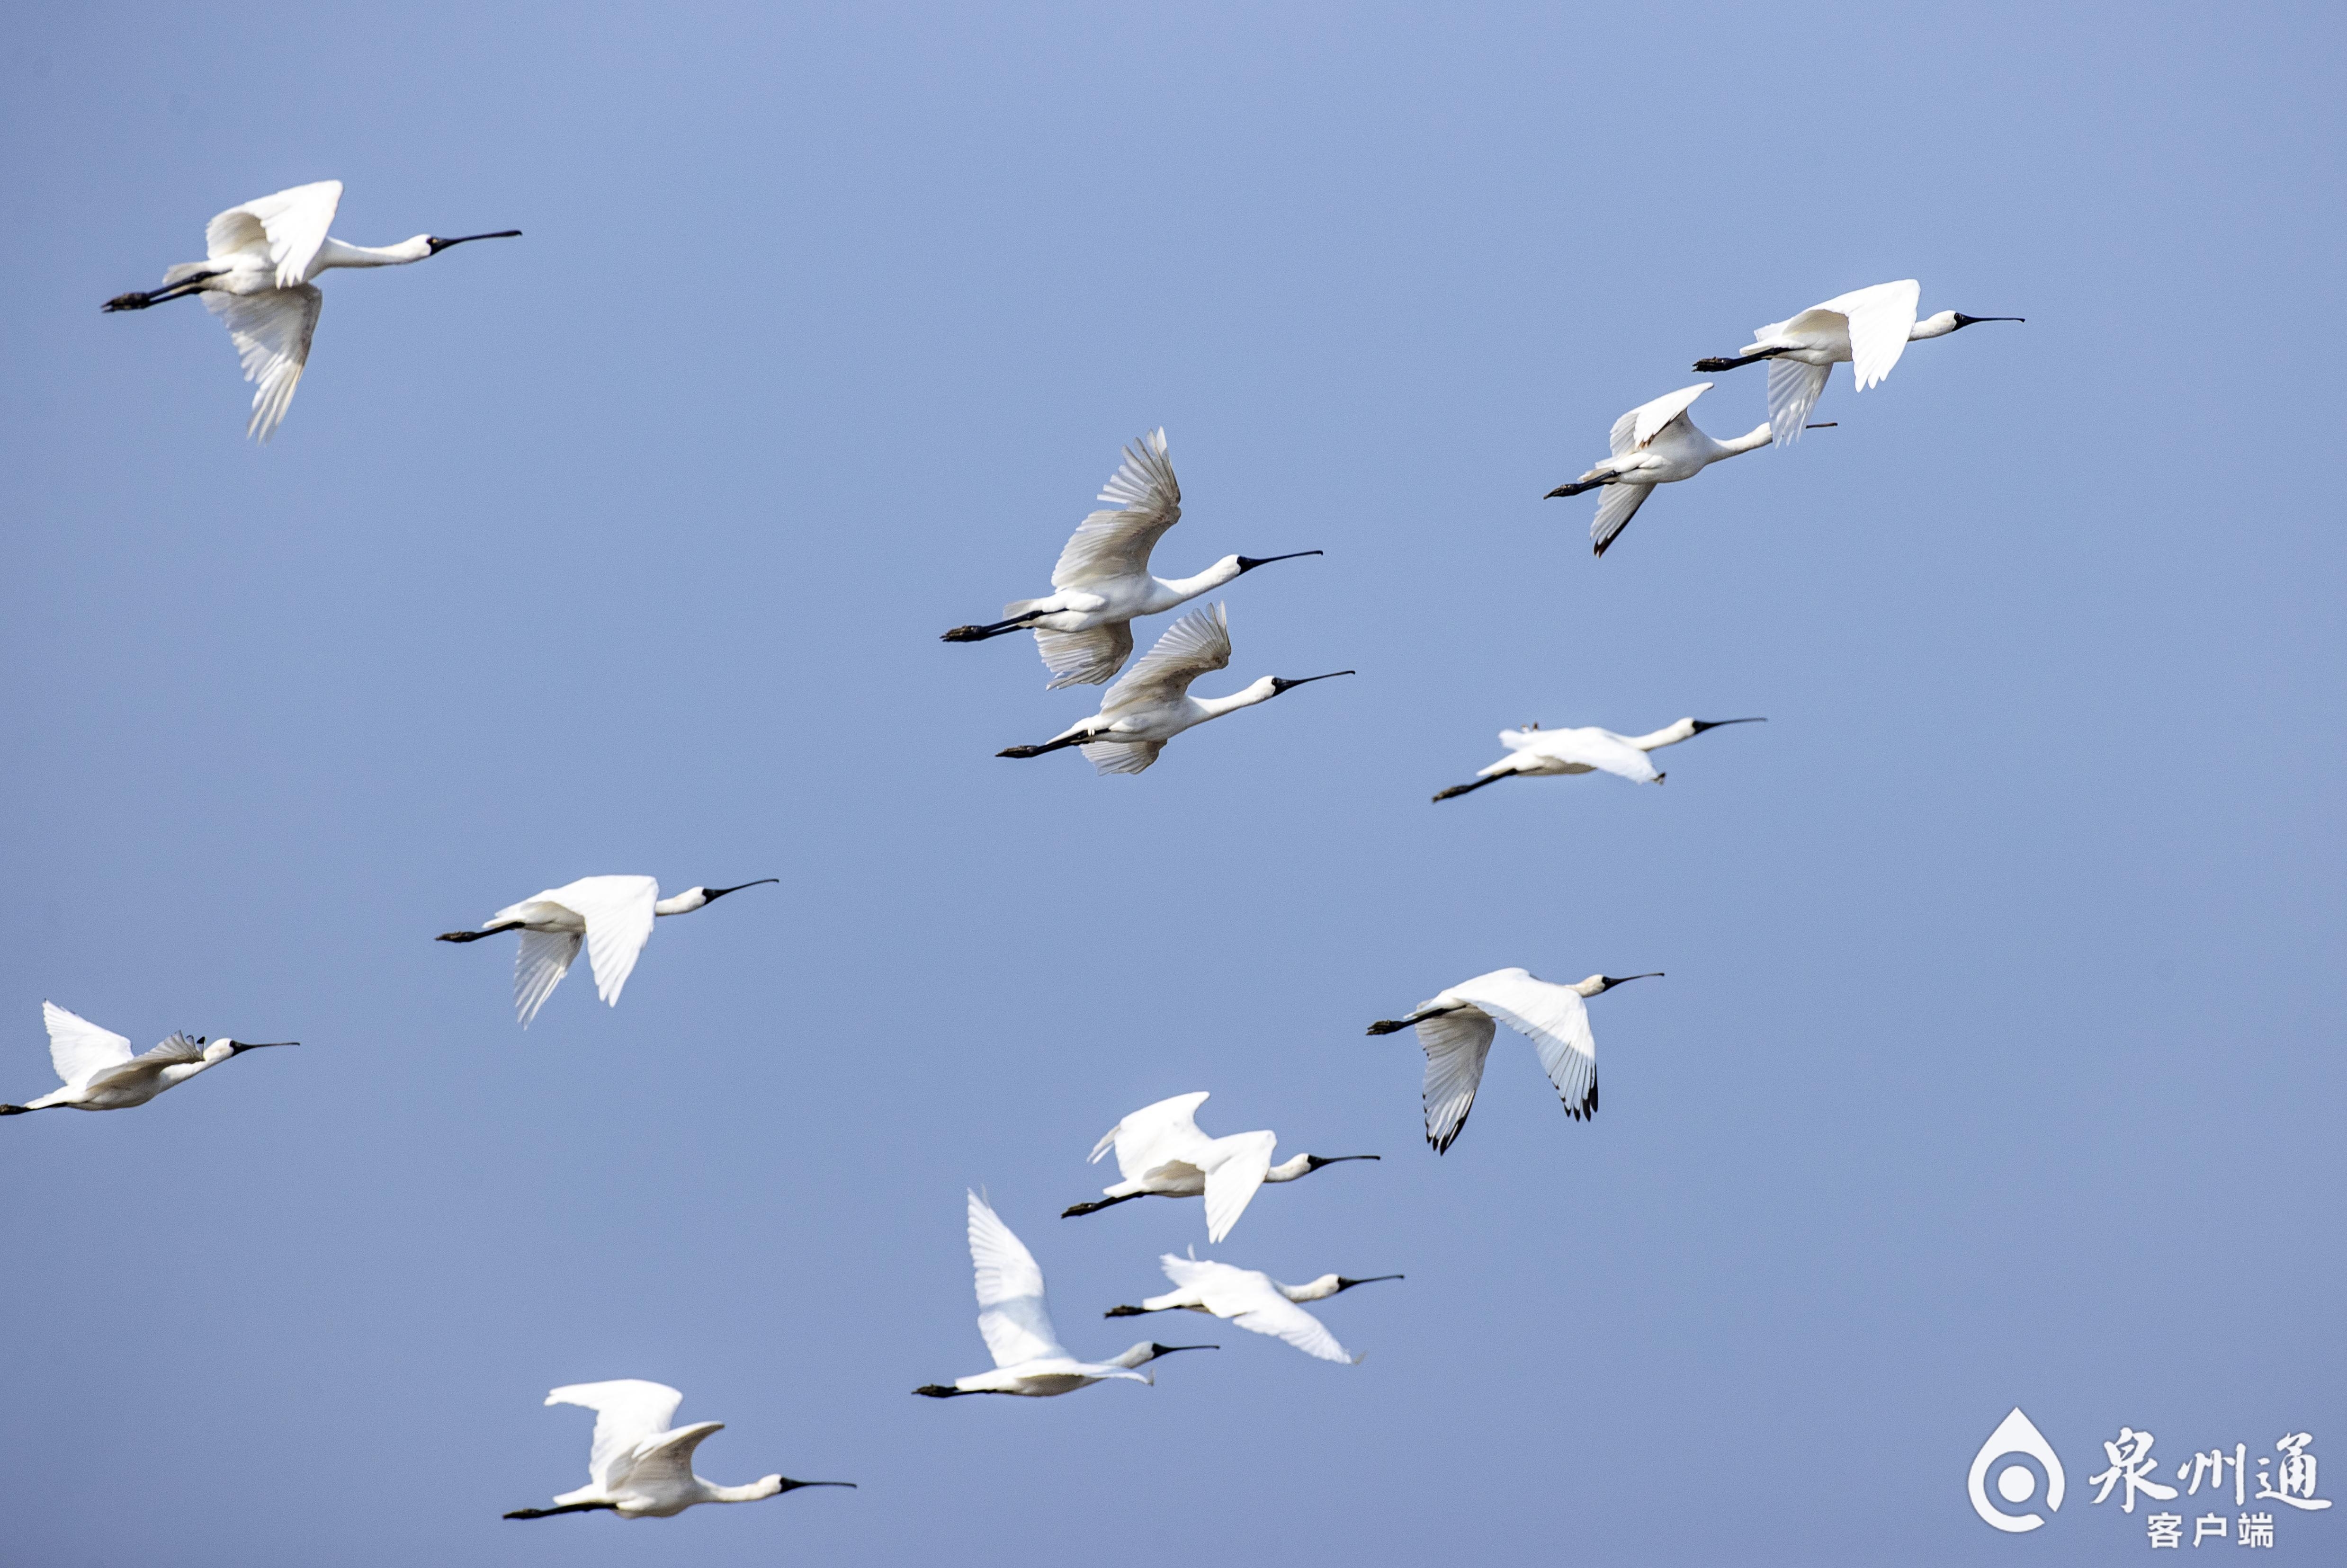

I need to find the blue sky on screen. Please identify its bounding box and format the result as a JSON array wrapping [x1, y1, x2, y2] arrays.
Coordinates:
[[1, 3, 2341, 1563]]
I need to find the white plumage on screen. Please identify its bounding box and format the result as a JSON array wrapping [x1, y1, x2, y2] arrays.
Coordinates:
[[916, 1191, 1215, 1398], [1432, 716, 1764, 801], [1367, 969, 1660, 1153], [436, 875, 777, 1026], [941, 430, 1321, 687], [103, 181, 520, 440], [504, 1379, 851, 1521], [1545, 383, 1776, 556], [0, 1002, 295, 1117], [1065, 1091, 1379, 1242], [1109, 1253, 1403, 1365]]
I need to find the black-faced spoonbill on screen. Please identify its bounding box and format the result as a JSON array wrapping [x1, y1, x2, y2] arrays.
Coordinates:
[[1691, 279, 2022, 445], [0, 1002, 294, 1117], [996, 603, 1352, 773], [1063, 1091, 1378, 1242], [102, 180, 520, 440], [502, 1380, 852, 1520], [1544, 383, 1785, 557], [941, 429, 1321, 687], [914, 1191, 1216, 1398], [1366, 969, 1661, 1153], [435, 875, 777, 1027], [1432, 716, 1765, 801], [1107, 1253, 1402, 1365]]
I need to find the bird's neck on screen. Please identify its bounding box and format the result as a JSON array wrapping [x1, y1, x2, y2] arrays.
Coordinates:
[[1625, 718, 1698, 752], [1908, 310, 1961, 341], [1281, 1277, 1341, 1302], [1108, 1342, 1159, 1368], [1263, 1154, 1316, 1184], [1714, 424, 1774, 459], [707, 1479, 779, 1504], [1192, 681, 1276, 721], [314, 235, 431, 270], [1158, 560, 1243, 600], [653, 891, 706, 917]]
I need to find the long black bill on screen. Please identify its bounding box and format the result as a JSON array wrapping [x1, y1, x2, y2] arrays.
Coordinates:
[[1235, 550, 1324, 572], [1270, 670, 1354, 694], [227, 1041, 298, 1054], [427, 230, 524, 254], [1151, 1344, 1218, 1355], [701, 878, 781, 902], [1951, 314, 2025, 327], [776, 1479, 856, 1492], [1689, 717, 1766, 734], [1597, 972, 1664, 991], [1335, 1274, 1405, 1290], [1306, 1154, 1380, 1170]]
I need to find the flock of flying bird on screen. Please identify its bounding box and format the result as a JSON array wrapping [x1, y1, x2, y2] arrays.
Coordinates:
[[23, 178, 2024, 1525]]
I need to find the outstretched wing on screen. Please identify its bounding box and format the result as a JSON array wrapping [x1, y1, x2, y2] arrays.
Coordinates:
[[1079, 739, 1163, 775], [1448, 968, 1597, 1120], [1509, 727, 1659, 784], [967, 1190, 1067, 1367], [41, 1003, 135, 1090], [1101, 602, 1230, 717], [1610, 382, 1711, 455], [1819, 278, 1921, 392], [1200, 1130, 1277, 1244], [613, 1421, 723, 1495], [1093, 1091, 1212, 1181], [1050, 430, 1182, 588], [1590, 483, 1652, 557], [1415, 1006, 1496, 1154], [206, 180, 342, 287], [545, 1380, 684, 1493], [1234, 1294, 1355, 1364], [202, 285, 322, 442], [1765, 358, 1832, 446], [513, 929, 583, 1027], [545, 876, 660, 1008], [1035, 621, 1134, 690]]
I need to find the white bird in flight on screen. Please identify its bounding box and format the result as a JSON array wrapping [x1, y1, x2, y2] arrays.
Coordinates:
[[916, 1191, 1216, 1398], [503, 1380, 852, 1521], [997, 603, 1352, 774], [1062, 1091, 1379, 1242], [1692, 279, 2023, 445], [1, 1002, 295, 1117], [1107, 1253, 1401, 1365], [436, 875, 778, 1026], [1545, 383, 1797, 557], [941, 430, 1321, 687], [1432, 716, 1765, 801], [102, 180, 520, 440], [1366, 969, 1660, 1153]]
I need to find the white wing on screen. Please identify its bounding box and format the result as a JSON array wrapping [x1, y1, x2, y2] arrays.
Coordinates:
[[541, 876, 660, 1008], [1080, 739, 1163, 775], [1415, 1006, 1496, 1154], [1818, 278, 1921, 391], [1448, 968, 1597, 1120], [41, 1002, 134, 1090], [1163, 1257, 1353, 1363], [546, 1380, 684, 1493], [967, 1190, 1067, 1367], [206, 180, 342, 286], [1050, 430, 1182, 588], [1201, 1130, 1277, 1244], [1093, 1091, 1212, 1182], [1765, 358, 1832, 446], [1609, 383, 1711, 455], [513, 929, 582, 1027], [1101, 602, 1230, 717], [613, 1421, 723, 1495], [1035, 622, 1134, 690], [203, 286, 322, 442], [1590, 483, 1652, 556], [1503, 728, 1659, 784]]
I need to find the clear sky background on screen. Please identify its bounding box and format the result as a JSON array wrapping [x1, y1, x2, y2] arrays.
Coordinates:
[[2, 4, 2341, 1564]]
